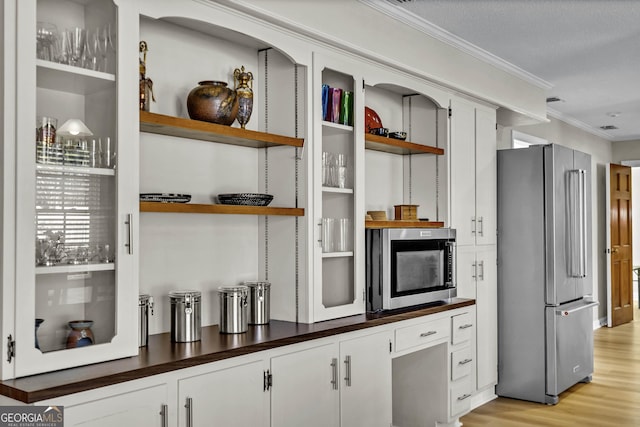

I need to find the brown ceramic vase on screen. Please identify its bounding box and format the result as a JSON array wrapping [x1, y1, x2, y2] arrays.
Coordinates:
[[187, 80, 238, 126]]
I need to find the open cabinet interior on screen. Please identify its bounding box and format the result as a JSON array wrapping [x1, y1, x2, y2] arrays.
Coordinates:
[[137, 15, 307, 329], [364, 83, 448, 225]]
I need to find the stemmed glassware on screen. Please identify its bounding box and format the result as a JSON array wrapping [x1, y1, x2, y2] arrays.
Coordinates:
[[83, 30, 99, 71], [36, 22, 115, 73], [97, 24, 115, 73]]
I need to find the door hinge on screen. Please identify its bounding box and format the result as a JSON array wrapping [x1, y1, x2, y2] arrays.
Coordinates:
[[263, 369, 272, 391], [448, 107, 452, 118], [6, 335, 15, 363]]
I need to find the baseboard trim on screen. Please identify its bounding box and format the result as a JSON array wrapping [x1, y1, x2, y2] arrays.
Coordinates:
[[470, 385, 497, 410]]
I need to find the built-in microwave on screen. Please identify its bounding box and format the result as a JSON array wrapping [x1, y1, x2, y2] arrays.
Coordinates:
[[365, 228, 456, 312]]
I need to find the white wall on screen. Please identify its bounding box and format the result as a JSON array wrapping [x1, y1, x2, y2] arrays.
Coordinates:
[[499, 117, 613, 323], [219, 0, 547, 124]]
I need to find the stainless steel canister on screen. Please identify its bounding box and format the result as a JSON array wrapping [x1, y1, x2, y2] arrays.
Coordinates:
[[218, 286, 249, 333], [169, 290, 201, 342], [245, 281, 271, 325], [138, 294, 154, 347]]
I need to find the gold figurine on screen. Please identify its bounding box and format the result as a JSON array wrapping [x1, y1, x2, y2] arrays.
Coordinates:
[[139, 41, 156, 111]]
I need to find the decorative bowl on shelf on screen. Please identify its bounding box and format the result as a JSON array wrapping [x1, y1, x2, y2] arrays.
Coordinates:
[[369, 127, 389, 137], [364, 107, 383, 133], [389, 131, 407, 140], [217, 193, 273, 206], [140, 193, 191, 203]]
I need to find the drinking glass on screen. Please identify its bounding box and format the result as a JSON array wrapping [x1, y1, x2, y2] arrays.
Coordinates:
[[335, 218, 351, 252], [99, 137, 115, 168], [322, 218, 335, 253], [83, 30, 99, 70], [36, 22, 57, 61], [97, 24, 115, 72], [336, 154, 347, 189], [67, 27, 86, 67]]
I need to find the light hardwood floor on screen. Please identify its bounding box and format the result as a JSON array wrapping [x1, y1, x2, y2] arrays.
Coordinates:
[[460, 305, 640, 426]]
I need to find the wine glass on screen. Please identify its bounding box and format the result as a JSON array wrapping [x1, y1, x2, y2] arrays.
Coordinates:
[[97, 24, 115, 73], [83, 30, 99, 70]]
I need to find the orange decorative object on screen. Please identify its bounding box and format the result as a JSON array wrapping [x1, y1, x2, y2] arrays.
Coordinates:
[[364, 107, 383, 133]]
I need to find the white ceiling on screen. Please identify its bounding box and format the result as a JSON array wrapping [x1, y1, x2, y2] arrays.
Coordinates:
[[377, 0, 640, 141]]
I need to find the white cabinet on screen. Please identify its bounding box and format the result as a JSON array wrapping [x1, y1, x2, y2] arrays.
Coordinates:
[[450, 97, 497, 246], [312, 53, 365, 322], [339, 331, 392, 427], [5, 0, 139, 379], [39, 380, 169, 427], [271, 342, 339, 427], [270, 330, 392, 427], [178, 359, 267, 427], [448, 311, 475, 419], [450, 95, 498, 401], [456, 245, 497, 392], [391, 307, 476, 427]]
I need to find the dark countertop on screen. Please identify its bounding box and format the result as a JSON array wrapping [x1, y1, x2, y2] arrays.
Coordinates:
[[0, 298, 474, 403]]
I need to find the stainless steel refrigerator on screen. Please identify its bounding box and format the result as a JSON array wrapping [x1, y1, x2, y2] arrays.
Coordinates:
[[496, 144, 598, 405]]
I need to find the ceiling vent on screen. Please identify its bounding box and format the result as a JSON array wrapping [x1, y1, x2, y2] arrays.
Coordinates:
[[546, 96, 563, 103], [599, 125, 619, 130]]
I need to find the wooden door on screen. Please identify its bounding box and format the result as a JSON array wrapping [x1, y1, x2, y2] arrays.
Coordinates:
[[609, 164, 633, 327]]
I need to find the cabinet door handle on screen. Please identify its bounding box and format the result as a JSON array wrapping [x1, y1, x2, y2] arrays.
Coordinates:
[[330, 358, 338, 390], [160, 404, 168, 427], [471, 262, 477, 280], [185, 397, 193, 427], [478, 216, 484, 237], [125, 213, 133, 255], [457, 393, 472, 401], [471, 217, 476, 234], [458, 358, 473, 366], [419, 330, 437, 338], [458, 323, 473, 330], [478, 260, 485, 281], [344, 355, 352, 387]]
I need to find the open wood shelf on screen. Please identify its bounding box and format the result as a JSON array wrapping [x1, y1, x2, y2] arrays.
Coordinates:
[[140, 202, 304, 217], [365, 220, 444, 229], [365, 134, 444, 155], [140, 111, 304, 148]]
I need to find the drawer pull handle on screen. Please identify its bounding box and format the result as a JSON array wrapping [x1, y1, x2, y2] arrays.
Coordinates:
[[457, 393, 472, 401], [419, 331, 437, 338], [458, 324, 473, 330], [458, 358, 473, 366]]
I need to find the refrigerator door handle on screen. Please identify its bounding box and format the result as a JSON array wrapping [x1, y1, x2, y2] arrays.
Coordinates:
[[556, 301, 599, 316], [568, 169, 587, 278]]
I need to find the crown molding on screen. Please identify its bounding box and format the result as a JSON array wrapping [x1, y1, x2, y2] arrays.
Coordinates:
[[360, 0, 553, 90], [546, 108, 617, 141]]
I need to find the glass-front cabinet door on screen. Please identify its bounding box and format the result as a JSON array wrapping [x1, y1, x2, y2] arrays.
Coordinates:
[[11, 0, 138, 378], [312, 53, 365, 322]]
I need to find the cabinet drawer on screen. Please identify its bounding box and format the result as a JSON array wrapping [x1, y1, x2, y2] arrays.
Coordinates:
[[451, 346, 473, 381], [451, 312, 474, 345], [450, 377, 473, 417], [395, 317, 449, 352]]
